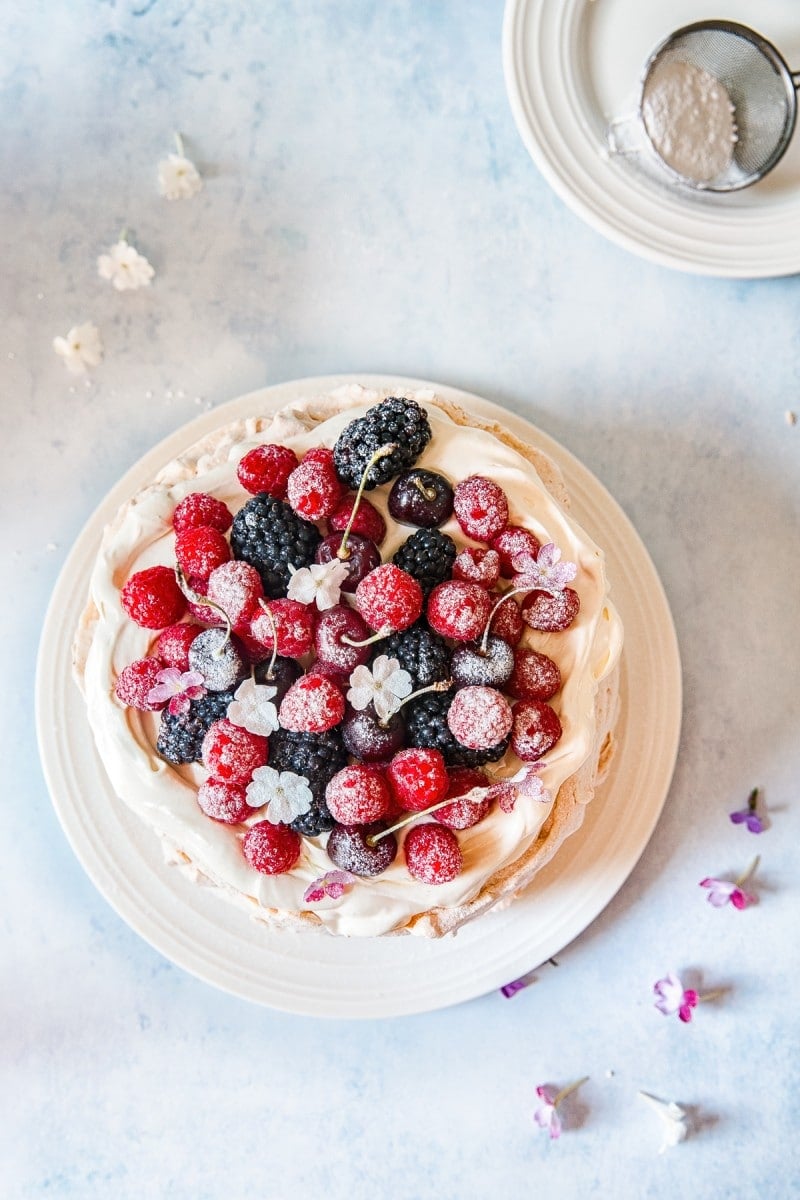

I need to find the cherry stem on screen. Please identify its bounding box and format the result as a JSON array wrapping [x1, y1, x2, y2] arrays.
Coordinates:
[[396, 677, 452, 713], [480, 587, 526, 654], [413, 477, 437, 502], [256, 599, 279, 679], [336, 442, 398, 560], [552, 1078, 589, 1108], [367, 782, 485, 846], [341, 625, 392, 649], [175, 567, 232, 658]]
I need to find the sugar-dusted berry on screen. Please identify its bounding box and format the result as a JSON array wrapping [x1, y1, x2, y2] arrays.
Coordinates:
[[355, 564, 423, 633], [243, 820, 302, 874], [427, 580, 492, 642], [386, 747, 449, 812], [173, 492, 233, 535], [489, 594, 524, 645], [201, 718, 268, 784], [188, 628, 249, 692], [174, 525, 231, 581], [328, 493, 387, 544], [404, 823, 463, 884], [491, 526, 541, 577], [197, 778, 251, 824], [237, 444, 299, 498], [435, 767, 492, 829], [325, 765, 392, 825], [249, 598, 315, 658], [511, 699, 563, 761], [315, 604, 372, 674], [207, 560, 264, 630], [114, 658, 167, 710], [121, 565, 187, 630], [452, 546, 501, 588], [447, 686, 513, 750], [326, 821, 398, 877], [521, 587, 580, 632], [453, 475, 509, 543], [154, 622, 204, 671], [279, 674, 346, 734], [287, 448, 343, 520], [507, 648, 562, 701]]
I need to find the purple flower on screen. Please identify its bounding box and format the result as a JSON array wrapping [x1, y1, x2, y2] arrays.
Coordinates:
[[500, 975, 534, 998], [653, 973, 699, 1023], [487, 764, 550, 813], [146, 667, 206, 715], [533, 1078, 588, 1139], [700, 856, 759, 910], [729, 787, 764, 834], [512, 543, 578, 596], [303, 870, 354, 904]]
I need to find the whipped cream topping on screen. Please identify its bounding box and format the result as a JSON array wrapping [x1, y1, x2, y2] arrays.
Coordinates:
[[79, 387, 623, 937]]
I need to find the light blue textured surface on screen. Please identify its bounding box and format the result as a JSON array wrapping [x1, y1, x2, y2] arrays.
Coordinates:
[[3, 2, 799, 1197]]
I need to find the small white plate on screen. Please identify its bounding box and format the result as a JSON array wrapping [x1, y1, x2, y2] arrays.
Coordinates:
[[36, 375, 681, 1018], [503, 0, 800, 277]]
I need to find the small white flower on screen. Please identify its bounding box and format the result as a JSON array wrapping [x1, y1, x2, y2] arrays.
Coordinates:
[[97, 240, 155, 291], [227, 678, 279, 736], [287, 559, 351, 611], [638, 1092, 688, 1153], [158, 152, 202, 200], [347, 655, 413, 722], [53, 322, 104, 374], [246, 766, 313, 825]]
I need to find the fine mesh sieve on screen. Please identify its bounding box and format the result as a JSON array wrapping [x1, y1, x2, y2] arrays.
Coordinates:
[[638, 20, 799, 191]]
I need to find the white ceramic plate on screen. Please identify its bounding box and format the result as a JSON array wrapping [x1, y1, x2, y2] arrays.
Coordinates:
[[36, 375, 681, 1018], [503, 0, 800, 277]]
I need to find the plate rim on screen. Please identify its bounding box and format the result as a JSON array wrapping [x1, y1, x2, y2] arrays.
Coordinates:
[[36, 373, 683, 1018]]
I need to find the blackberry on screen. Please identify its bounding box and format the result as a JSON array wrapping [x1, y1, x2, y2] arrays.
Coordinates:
[[230, 493, 321, 598], [269, 727, 348, 837], [332, 396, 432, 491], [378, 621, 451, 689], [405, 691, 509, 768], [392, 528, 456, 596], [156, 689, 235, 765]]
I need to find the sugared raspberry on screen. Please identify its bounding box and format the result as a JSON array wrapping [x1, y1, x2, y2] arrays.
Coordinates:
[[404, 823, 463, 884], [201, 719, 268, 784], [507, 648, 562, 701], [452, 546, 501, 587], [453, 476, 509, 543], [489, 594, 524, 645], [173, 492, 233, 535], [114, 658, 166, 710], [491, 526, 542, 577], [243, 821, 302, 874], [447, 686, 513, 750], [435, 767, 492, 829], [174, 525, 231, 580], [314, 605, 372, 674], [386, 748, 449, 812], [186, 575, 221, 626], [286, 449, 343, 520], [328, 493, 387, 544], [154, 622, 204, 671], [121, 565, 187, 630], [355, 564, 423, 633], [279, 674, 345, 733], [426, 580, 492, 642], [196, 778, 251, 824], [237, 444, 299, 498], [207, 560, 264, 630], [511, 700, 563, 761], [521, 587, 580, 632], [249, 598, 315, 658], [325, 765, 392, 824]]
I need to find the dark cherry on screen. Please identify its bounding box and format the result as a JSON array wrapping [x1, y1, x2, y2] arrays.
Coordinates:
[[388, 469, 454, 528], [326, 821, 398, 877], [187, 629, 248, 692], [315, 604, 372, 674], [450, 635, 515, 689], [316, 532, 381, 592], [253, 654, 303, 705], [342, 706, 406, 762], [521, 587, 580, 632]]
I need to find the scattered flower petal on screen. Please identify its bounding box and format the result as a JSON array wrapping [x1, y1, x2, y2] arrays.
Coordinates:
[[97, 239, 155, 291], [729, 787, 765, 834], [487, 764, 550, 813], [533, 1078, 588, 1139], [227, 677, 279, 736], [303, 870, 354, 904], [699, 877, 756, 910], [347, 655, 413, 721], [158, 152, 202, 200], [639, 1092, 689, 1153], [53, 321, 103, 374], [287, 559, 351, 611], [245, 766, 313, 825], [512, 542, 577, 595], [146, 667, 206, 715], [500, 973, 535, 998], [653, 972, 698, 1022]]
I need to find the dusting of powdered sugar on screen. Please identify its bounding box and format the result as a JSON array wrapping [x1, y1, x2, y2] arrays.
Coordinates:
[[642, 59, 737, 183]]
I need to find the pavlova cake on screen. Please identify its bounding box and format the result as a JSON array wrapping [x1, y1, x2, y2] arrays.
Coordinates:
[[73, 385, 623, 937]]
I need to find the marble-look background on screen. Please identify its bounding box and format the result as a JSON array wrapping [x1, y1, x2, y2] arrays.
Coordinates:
[[3, 2, 799, 1197]]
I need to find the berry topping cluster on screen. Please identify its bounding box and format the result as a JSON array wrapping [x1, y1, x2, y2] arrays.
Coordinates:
[[113, 396, 580, 903]]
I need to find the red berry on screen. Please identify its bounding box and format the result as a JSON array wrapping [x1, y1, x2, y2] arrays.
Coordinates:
[[507, 648, 562, 701], [237, 444, 299, 498], [174, 525, 231, 580], [326, 822, 398, 877], [355, 564, 423, 633], [173, 492, 233, 535], [435, 767, 492, 830], [279, 674, 345, 733], [121, 565, 187, 629], [243, 821, 302, 874], [249, 598, 315, 658], [453, 475, 509, 543], [207, 560, 264, 630], [386, 748, 449, 812], [186, 575, 221, 626], [201, 719, 268, 784], [114, 658, 166, 710], [197, 778, 251, 824], [427, 580, 492, 642], [325, 765, 392, 824], [154, 622, 204, 671], [452, 546, 501, 587], [491, 526, 542, 577], [314, 604, 372, 674], [447, 686, 512, 750], [521, 587, 580, 632], [286, 449, 343, 520], [404, 823, 463, 884], [328, 494, 387, 544], [511, 700, 563, 761], [489, 594, 524, 645]]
